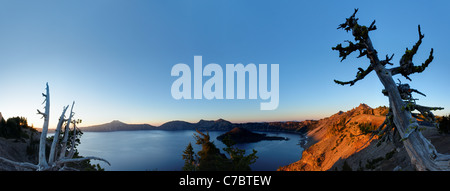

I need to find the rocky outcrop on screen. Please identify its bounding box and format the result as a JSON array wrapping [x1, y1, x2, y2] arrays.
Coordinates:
[[278, 104, 392, 171], [278, 103, 450, 171]]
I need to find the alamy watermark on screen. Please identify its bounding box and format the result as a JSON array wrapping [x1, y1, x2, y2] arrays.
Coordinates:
[[171, 56, 279, 110]]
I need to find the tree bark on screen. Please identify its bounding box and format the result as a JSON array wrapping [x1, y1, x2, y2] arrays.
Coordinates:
[[38, 83, 50, 169], [0, 157, 38, 170], [364, 32, 449, 171], [48, 105, 69, 165], [59, 101, 75, 160]]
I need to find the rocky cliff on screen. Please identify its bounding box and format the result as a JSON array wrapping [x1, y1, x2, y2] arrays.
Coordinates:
[[278, 103, 450, 171], [278, 104, 398, 171]]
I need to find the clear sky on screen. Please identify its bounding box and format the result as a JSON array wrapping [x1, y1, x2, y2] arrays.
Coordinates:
[[0, 0, 449, 128]]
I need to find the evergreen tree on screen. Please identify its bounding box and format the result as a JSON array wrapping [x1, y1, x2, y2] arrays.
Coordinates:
[[5, 117, 22, 138], [193, 130, 229, 171], [183, 130, 258, 171], [0, 117, 6, 137], [222, 135, 258, 171], [438, 115, 450, 134], [181, 142, 197, 171]]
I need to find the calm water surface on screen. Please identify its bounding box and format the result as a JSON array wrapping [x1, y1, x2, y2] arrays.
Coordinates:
[[77, 130, 304, 171]]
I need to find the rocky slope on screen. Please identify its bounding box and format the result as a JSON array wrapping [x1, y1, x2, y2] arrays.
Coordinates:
[[0, 128, 40, 170], [278, 104, 394, 171], [278, 103, 450, 171]]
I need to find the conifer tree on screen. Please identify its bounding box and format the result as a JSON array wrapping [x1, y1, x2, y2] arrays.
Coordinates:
[[332, 9, 449, 170], [182, 142, 197, 171]]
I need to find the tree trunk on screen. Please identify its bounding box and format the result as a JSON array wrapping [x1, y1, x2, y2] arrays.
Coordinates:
[[369, 41, 449, 171], [38, 83, 50, 169], [59, 101, 75, 160], [333, 9, 449, 170], [48, 105, 69, 165]]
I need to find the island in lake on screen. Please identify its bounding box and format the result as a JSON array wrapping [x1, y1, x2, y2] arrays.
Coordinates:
[[217, 127, 289, 143]]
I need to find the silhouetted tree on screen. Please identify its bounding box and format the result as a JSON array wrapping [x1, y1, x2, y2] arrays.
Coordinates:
[[438, 115, 450, 134], [182, 142, 197, 171], [0, 117, 6, 137], [193, 130, 229, 171], [0, 116, 29, 139], [221, 135, 258, 171], [332, 9, 449, 170], [186, 130, 259, 171]]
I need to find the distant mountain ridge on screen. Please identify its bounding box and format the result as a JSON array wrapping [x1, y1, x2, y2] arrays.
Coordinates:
[[80, 120, 155, 132], [79, 118, 314, 133]]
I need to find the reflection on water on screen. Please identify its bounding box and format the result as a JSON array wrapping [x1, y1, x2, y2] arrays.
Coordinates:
[[77, 130, 304, 171]]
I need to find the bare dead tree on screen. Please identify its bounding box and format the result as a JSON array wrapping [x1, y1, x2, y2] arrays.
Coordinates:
[[0, 83, 110, 171], [332, 9, 449, 170]]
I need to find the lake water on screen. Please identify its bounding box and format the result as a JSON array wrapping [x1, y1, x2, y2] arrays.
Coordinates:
[[77, 130, 304, 171]]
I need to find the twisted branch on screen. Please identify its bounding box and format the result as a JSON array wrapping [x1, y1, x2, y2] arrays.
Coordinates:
[[390, 25, 434, 80]]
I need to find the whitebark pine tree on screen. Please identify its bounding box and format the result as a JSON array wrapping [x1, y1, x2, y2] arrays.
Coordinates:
[[332, 9, 449, 170]]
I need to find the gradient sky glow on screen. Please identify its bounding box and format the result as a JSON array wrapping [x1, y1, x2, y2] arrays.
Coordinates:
[[1, 0, 449, 128]]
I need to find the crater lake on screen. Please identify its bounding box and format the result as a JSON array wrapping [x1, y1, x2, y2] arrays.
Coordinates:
[[77, 130, 305, 171]]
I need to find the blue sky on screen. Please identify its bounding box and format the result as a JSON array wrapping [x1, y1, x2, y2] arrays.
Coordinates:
[[0, 0, 449, 128]]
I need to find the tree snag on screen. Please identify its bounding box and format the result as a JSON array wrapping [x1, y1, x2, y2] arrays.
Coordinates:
[[0, 83, 110, 171], [332, 9, 449, 170]]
